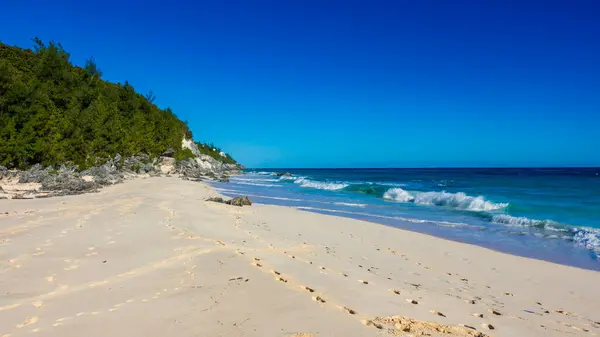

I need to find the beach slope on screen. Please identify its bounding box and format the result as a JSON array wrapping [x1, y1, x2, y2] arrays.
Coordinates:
[[1, 177, 598, 336]]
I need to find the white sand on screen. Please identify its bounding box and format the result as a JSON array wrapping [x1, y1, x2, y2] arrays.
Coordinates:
[[1, 177, 599, 336]]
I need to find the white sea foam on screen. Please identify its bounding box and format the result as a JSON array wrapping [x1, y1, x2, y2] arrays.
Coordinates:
[[300, 180, 349, 190], [573, 229, 600, 256], [491, 214, 558, 228], [414, 191, 508, 211], [333, 202, 367, 208], [293, 177, 349, 191], [383, 188, 508, 211], [279, 175, 302, 181], [230, 181, 280, 187], [383, 188, 415, 202], [492, 214, 600, 257], [231, 177, 278, 183]]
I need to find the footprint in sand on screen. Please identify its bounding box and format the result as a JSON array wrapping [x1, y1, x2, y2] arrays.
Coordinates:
[[391, 289, 401, 295], [341, 306, 357, 315], [362, 320, 384, 329], [16, 316, 39, 328], [358, 280, 369, 285], [489, 309, 502, 316], [481, 323, 495, 330], [430, 310, 446, 317], [406, 299, 419, 304], [302, 286, 315, 293], [312, 296, 326, 303]]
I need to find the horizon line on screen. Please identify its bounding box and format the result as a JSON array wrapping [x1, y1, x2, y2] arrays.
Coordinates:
[[247, 166, 600, 170]]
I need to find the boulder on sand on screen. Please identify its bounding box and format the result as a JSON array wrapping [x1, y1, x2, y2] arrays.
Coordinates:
[[229, 196, 252, 206], [207, 196, 252, 207], [207, 197, 226, 204]]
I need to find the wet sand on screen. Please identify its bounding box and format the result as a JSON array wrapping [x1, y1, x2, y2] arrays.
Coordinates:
[[1, 177, 599, 336]]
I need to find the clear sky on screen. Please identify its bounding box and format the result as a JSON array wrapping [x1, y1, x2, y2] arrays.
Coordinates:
[[2, 0, 599, 168]]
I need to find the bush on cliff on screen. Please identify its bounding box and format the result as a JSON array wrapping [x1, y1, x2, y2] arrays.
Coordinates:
[[0, 39, 236, 170]]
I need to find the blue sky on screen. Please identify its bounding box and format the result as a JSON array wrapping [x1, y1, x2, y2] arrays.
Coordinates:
[[2, 0, 599, 168]]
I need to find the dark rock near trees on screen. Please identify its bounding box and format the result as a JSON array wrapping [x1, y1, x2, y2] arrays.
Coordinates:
[[162, 147, 176, 157], [81, 160, 122, 186], [176, 159, 205, 178], [121, 154, 155, 174], [18, 164, 45, 183], [3, 150, 241, 199], [41, 170, 97, 193]]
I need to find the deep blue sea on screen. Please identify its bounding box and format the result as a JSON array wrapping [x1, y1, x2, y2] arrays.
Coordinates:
[[210, 168, 600, 270]]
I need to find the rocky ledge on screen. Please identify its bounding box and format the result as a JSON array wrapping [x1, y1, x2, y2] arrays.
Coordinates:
[[0, 151, 241, 200]]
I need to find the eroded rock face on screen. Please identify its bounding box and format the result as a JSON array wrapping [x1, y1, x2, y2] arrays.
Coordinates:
[[1, 139, 242, 200], [160, 157, 177, 174], [0, 166, 8, 180]]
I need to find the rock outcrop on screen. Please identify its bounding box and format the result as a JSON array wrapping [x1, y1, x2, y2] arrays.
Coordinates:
[[1, 145, 241, 200], [207, 196, 252, 207], [181, 139, 240, 173]]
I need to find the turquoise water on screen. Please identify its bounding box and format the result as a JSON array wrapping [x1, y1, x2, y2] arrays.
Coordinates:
[[211, 168, 600, 270]]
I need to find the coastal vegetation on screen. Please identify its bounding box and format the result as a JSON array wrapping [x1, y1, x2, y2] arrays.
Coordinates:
[[0, 39, 237, 169]]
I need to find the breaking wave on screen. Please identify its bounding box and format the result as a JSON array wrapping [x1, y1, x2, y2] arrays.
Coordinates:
[[383, 188, 508, 211], [491, 214, 560, 229], [492, 214, 600, 256], [294, 177, 349, 191]]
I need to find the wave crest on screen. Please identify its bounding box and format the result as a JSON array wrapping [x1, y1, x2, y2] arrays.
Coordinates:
[[383, 188, 414, 202], [573, 229, 600, 256], [491, 214, 559, 229], [414, 191, 508, 211], [383, 188, 508, 211], [295, 177, 349, 190], [492, 215, 600, 257]]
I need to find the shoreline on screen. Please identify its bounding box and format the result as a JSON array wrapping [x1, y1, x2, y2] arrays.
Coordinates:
[[1, 177, 599, 336], [291, 205, 600, 272], [214, 170, 600, 272]]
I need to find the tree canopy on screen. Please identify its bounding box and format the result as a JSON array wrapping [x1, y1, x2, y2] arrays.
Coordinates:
[[0, 39, 236, 169]]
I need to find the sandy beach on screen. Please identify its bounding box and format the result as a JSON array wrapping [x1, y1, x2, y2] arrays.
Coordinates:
[[1, 177, 599, 337]]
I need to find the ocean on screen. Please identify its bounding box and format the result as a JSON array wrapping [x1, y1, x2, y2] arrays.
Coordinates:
[[210, 168, 600, 270]]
